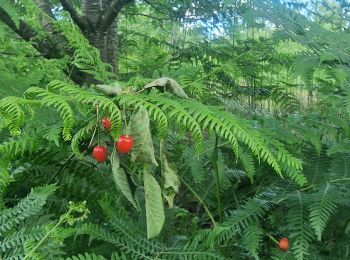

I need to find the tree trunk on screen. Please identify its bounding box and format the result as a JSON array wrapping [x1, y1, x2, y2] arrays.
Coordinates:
[[82, 0, 121, 75], [0, 0, 132, 83]]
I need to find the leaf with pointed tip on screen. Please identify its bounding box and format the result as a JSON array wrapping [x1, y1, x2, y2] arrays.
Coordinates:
[[143, 168, 164, 239], [111, 152, 139, 210]]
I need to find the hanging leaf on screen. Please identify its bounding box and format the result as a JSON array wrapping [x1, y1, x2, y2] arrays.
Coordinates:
[[144, 77, 189, 99], [161, 153, 180, 208], [95, 81, 123, 96], [111, 151, 139, 210], [130, 108, 158, 166], [143, 167, 165, 239]]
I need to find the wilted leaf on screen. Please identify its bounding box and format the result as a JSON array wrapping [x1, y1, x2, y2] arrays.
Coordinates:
[[95, 81, 123, 96], [130, 108, 158, 166], [145, 77, 189, 99], [161, 153, 180, 208]]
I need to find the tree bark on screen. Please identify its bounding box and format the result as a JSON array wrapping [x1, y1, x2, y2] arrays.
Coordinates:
[[82, 0, 132, 75], [0, 0, 133, 84]]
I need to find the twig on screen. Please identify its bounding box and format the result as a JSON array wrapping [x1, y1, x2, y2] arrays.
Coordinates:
[[177, 174, 217, 227], [48, 154, 75, 183]]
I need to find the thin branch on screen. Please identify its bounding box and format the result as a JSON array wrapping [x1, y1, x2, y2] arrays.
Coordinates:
[[0, 51, 42, 58], [59, 0, 89, 32], [143, 0, 169, 16], [98, 0, 134, 31], [123, 11, 167, 21], [0, 8, 37, 41], [0, 8, 59, 59], [48, 154, 75, 184]]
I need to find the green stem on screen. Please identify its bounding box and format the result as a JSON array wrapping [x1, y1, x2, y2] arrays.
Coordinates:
[[330, 177, 350, 183], [23, 210, 72, 260], [123, 104, 129, 136], [96, 105, 100, 145], [177, 174, 217, 227], [266, 233, 279, 245], [213, 136, 223, 222], [299, 178, 350, 193], [275, 178, 350, 205]]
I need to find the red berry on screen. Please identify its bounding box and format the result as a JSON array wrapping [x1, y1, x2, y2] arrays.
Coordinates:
[[279, 238, 290, 251], [93, 145, 108, 162], [102, 117, 112, 131], [116, 135, 134, 154]]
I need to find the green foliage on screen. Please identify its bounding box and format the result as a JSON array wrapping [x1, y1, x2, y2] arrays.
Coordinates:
[[0, 185, 57, 258], [0, 185, 57, 235], [308, 183, 338, 241], [287, 191, 315, 260], [0, 0, 19, 28], [1, 0, 350, 259], [57, 21, 115, 83], [25, 87, 75, 140]]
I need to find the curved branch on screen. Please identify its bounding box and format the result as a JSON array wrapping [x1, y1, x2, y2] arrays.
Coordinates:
[[98, 0, 134, 31], [59, 0, 89, 32], [0, 8, 59, 59]]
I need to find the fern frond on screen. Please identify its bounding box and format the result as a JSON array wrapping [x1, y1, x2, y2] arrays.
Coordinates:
[[181, 146, 206, 183], [23, 238, 45, 260], [0, 185, 57, 235], [241, 224, 263, 259], [111, 252, 128, 260], [116, 95, 168, 138], [183, 101, 304, 182], [0, 225, 46, 252], [238, 149, 255, 182], [48, 80, 122, 139], [0, 163, 11, 210], [78, 223, 153, 259], [268, 138, 307, 186], [0, 96, 26, 136], [308, 182, 338, 241], [214, 197, 272, 243], [25, 87, 75, 141], [178, 75, 205, 97], [271, 86, 301, 112], [66, 253, 107, 260], [144, 95, 204, 151], [0, 0, 20, 28], [0, 134, 41, 158], [287, 191, 314, 260], [57, 21, 114, 82], [25, 87, 75, 140], [71, 119, 96, 159]]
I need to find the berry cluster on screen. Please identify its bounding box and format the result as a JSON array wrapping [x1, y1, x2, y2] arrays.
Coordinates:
[[92, 117, 134, 163]]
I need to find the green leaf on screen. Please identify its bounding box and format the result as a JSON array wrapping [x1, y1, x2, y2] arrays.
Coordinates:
[[143, 168, 165, 239], [111, 152, 138, 210], [161, 153, 180, 208], [130, 108, 158, 166]]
